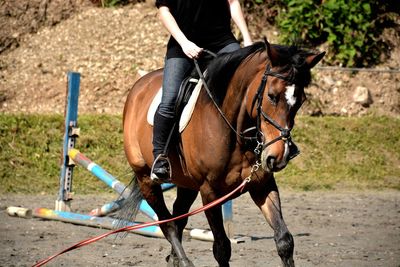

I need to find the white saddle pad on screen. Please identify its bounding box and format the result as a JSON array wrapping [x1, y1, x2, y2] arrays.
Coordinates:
[[147, 79, 203, 133]]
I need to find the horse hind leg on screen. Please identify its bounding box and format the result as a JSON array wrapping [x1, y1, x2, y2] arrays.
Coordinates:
[[249, 177, 295, 267], [138, 178, 194, 267], [166, 187, 198, 267]]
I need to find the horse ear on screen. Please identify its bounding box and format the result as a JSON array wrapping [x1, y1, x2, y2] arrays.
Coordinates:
[[306, 51, 326, 68], [264, 37, 280, 66]]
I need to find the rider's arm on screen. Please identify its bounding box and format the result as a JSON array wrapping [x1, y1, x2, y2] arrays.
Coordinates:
[[228, 0, 253, 47], [158, 6, 203, 58]]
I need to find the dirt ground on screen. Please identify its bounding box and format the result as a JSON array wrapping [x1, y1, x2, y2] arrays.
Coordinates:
[[1, 190, 399, 267]]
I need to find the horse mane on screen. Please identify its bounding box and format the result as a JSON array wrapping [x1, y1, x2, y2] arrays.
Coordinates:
[[205, 42, 315, 105], [206, 42, 265, 105]]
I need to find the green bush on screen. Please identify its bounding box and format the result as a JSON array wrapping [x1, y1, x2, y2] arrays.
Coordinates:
[[277, 0, 393, 67]]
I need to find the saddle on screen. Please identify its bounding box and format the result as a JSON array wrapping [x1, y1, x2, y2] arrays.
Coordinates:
[[147, 76, 203, 133], [147, 55, 214, 133]]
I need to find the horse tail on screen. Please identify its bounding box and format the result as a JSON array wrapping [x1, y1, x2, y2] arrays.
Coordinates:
[[114, 174, 143, 238]]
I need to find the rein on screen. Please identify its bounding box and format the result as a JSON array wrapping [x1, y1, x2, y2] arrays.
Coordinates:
[[194, 52, 249, 141]]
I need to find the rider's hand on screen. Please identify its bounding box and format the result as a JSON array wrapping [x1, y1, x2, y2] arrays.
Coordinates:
[[181, 40, 203, 59], [243, 37, 253, 47]]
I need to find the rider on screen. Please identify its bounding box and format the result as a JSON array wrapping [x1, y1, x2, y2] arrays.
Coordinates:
[[151, 0, 253, 182]]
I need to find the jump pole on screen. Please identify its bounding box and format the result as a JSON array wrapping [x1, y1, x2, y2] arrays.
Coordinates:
[[67, 148, 238, 242], [32, 208, 165, 238], [49, 71, 165, 238], [68, 148, 166, 220], [53, 71, 166, 220], [6, 206, 230, 242]]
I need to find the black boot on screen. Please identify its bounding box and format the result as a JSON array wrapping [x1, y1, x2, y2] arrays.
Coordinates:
[[151, 111, 175, 182]]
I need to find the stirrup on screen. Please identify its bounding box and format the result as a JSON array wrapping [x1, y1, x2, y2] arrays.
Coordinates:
[[150, 154, 172, 183]]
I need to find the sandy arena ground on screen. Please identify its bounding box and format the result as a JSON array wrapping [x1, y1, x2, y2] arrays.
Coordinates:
[[1, 190, 399, 267]]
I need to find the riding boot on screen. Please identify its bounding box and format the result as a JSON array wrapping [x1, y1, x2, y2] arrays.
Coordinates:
[[151, 111, 175, 182]]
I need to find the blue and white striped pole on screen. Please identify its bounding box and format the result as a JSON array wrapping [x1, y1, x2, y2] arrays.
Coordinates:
[[68, 149, 159, 219], [33, 208, 164, 238]]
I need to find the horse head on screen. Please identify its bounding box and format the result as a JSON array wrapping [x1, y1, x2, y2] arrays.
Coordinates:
[[249, 39, 325, 172]]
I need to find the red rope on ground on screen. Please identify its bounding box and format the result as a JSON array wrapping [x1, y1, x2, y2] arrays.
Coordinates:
[[32, 179, 249, 267]]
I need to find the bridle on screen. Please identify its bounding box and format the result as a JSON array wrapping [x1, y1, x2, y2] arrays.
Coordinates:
[[251, 64, 294, 150], [194, 50, 298, 159]]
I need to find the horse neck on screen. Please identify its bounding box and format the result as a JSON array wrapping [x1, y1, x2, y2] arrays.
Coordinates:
[[220, 53, 267, 129], [182, 52, 267, 176]]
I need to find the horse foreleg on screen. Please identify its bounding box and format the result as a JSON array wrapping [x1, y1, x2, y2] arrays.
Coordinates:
[[166, 187, 198, 266], [139, 179, 194, 267], [201, 186, 231, 267], [249, 177, 295, 267], [173, 187, 199, 241]]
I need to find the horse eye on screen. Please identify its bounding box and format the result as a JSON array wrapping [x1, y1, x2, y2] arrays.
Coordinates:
[[267, 92, 279, 105]]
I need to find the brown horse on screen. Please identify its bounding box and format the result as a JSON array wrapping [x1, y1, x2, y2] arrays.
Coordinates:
[[122, 39, 324, 267]]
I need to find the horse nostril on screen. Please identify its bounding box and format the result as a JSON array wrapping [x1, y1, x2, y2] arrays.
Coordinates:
[[266, 156, 276, 170]]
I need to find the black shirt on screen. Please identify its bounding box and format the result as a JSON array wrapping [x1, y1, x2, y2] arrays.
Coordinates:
[[156, 0, 238, 58]]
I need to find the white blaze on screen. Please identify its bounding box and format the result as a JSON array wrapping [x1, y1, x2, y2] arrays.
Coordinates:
[[285, 85, 296, 107]]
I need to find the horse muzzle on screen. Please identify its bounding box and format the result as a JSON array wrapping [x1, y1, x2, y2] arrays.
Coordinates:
[[261, 149, 287, 172], [260, 138, 300, 172]]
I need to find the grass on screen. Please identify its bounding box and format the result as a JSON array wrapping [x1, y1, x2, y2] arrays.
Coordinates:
[[0, 114, 399, 194], [0, 114, 131, 195], [276, 116, 400, 190]]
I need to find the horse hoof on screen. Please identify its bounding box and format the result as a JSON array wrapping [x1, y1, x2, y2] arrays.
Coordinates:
[[166, 255, 194, 267], [180, 259, 195, 267], [281, 257, 295, 267]]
